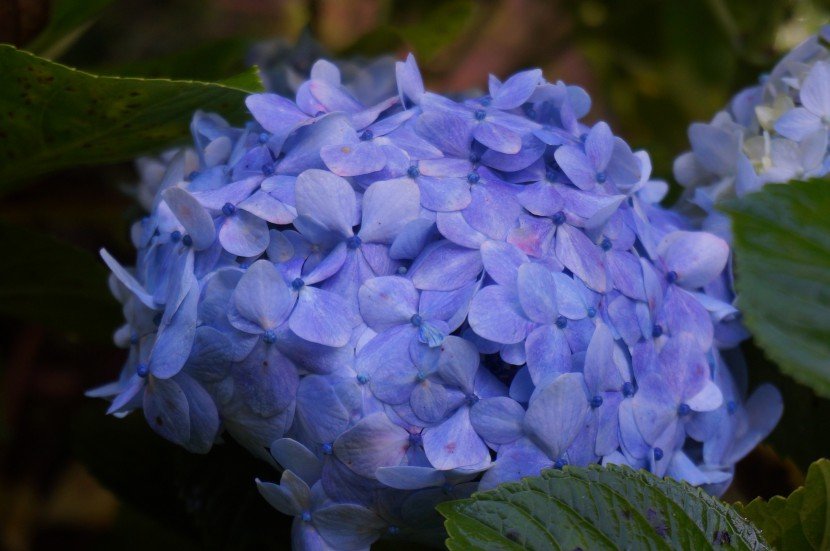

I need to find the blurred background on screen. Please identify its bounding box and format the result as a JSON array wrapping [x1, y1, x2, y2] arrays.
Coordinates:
[[1, 0, 828, 549]]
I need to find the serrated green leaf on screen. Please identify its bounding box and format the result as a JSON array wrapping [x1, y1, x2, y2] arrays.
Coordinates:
[[735, 459, 830, 550], [0, 222, 120, 339], [721, 180, 830, 399], [438, 464, 769, 550], [26, 0, 116, 59], [0, 45, 261, 191]]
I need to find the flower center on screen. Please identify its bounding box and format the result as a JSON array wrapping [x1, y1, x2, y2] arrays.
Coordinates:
[[136, 363, 149, 378], [346, 235, 362, 249]]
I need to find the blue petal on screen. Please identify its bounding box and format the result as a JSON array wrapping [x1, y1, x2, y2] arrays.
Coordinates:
[[269, 438, 323, 486], [478, 437, 549, 491], [480, 240, 528, 287], [245, 94, 311, 138], [358, 276, 419, 331], [517, 263, 559, 324], [417, 175, 472, 212], [470, 396, 525, 444], [409, 241, 483, 291], [411, 379, 449, 423], [555, 224, 607, 292], [390, 218, 439, 260], [396, 53, 425, 105], [143, 377, 190, 447], [314, 504, 385, 550], [256, 479, 303, 517], [162, 187, 216, 250], [321, 140, 387, 177], [437, 336, 480, 392], [294, 169, 356, 237], [149, 280, 198, 379], [554, 145, 596, 190], [524, 373, 590, 459], [333, 412, 410, 478], [585, 121, 613, 171], [423, 406, 489, 470], [489, 68, 541, 109], [359, 178, 421, 244], [238, 191, 296, 225], [473, 121, 521, 154], [219, 210, 270, 257], [173, 372, 220, 453], [525, 324, 571, 387], [230, 260, 295, 332], [290, 286, 355, 347], [468, 284, 529, 344], [295, 375, 351, 443], [376, 466, 444, 490], [657, 231, 729, 290], [233, 340, 299, 416]]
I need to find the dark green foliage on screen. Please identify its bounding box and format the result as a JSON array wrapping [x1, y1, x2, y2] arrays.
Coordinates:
[[439, 464, 769, 550], [736, 459, 830, 550], [723, 180, 830, 399], [0, 45, 261, 191]]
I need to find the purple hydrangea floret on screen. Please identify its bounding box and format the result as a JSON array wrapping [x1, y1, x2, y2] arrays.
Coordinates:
[[674, 25, 830, 240], [93, 54, 782, 550]]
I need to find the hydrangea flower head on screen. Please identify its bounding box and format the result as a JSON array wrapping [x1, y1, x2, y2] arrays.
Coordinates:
[[93, 54, 782, 549], [674, 25, 830, 239]]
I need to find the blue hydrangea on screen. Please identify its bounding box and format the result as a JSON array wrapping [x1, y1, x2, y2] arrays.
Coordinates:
[[674, 25, 830, 240], [91, 54, 782, 549]]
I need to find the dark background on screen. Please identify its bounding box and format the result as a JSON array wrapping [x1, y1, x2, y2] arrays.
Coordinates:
[[0, 0, 827, 549]]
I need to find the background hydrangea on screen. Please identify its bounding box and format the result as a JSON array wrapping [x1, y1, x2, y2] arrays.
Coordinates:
[[674, 25, 830, 239], [92, 54, 782, 549]]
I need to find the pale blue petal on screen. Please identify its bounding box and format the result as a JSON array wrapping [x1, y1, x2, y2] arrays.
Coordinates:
[[468, 284, 529, 344], [423, 407, 489, 470], [290, 286, 355, 347], [524, 373, 590, 459]]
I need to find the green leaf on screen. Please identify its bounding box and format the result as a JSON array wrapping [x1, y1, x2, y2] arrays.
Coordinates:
[[0, 222, 120, 339], [735, 459, 830, 550], [0, 45, 262, 191], [721, 179, 830, 399], [26, 0, 116, 59], [438, 464, 769, 550]]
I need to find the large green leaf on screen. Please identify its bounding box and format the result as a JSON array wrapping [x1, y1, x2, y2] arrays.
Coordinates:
[[735, 459, 830, 549], [721, 179, 830, 399], [438, 464, 769, 550], [0, 45, 261, 191], [0, 222, 120, 339], [25, 0, 115, 59]]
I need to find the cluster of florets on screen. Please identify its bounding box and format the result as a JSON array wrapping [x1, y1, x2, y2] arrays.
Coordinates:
[[93, 55, 782, 550], [674, 25, 830, 239]]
